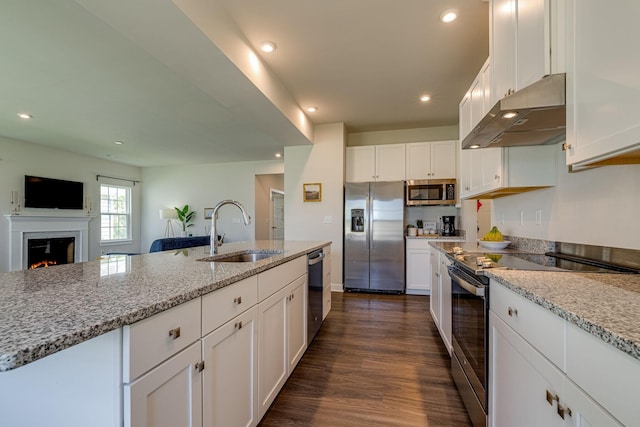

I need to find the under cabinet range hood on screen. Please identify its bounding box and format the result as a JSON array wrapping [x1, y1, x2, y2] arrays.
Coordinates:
[[462, 73, 566, 150]]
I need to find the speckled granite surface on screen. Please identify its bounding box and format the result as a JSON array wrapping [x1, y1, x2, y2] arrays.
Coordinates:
[[485, 270, 640, 362], [0, 240, 329, 372]]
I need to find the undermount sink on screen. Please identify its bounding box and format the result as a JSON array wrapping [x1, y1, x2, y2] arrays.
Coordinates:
[[198, 250, 283, 263]]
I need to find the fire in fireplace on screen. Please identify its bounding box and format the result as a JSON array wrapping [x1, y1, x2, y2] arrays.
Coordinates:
[[28, 237, 75, 269]]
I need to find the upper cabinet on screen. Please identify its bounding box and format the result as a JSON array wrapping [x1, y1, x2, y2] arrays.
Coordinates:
[[490, 0, 565, 105], [346, 144, 405, 182], [405, 140, 457, 180], [565, 0, 640, 169], [460, 58, 491, 142]]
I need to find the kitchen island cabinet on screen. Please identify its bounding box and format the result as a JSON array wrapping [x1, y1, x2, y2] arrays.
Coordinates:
[[0, 240, 330, 427]]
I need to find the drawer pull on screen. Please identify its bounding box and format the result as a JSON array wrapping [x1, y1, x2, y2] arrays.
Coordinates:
[[557, 403, 572, 419], [508, 306, 518, 317], [235, 321, 243, 330], [546, 390, 558, 405], [234, 296, 242, 305], [168, 327, 181, 340]]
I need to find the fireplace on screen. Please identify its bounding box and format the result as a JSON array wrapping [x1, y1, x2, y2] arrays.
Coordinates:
[[27, 237, 76, 269], [5, 215, 92, 271]]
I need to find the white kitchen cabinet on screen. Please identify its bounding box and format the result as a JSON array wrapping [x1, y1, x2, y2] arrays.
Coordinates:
[[257, 270, 308, 418], [322, 246, 332, 320], [406, 239, 432, 295], [428, 249, 453, 355], [429, 249, 440, 323], [125, 341, 203, 427], [405, 140, 457, 180], [490, 0, 564, 105], [489, 311, 564, 427], [490, 282, 633, 427], [565, 0, 640, 169], [459, 144, 556, 199], [346, 144, 405, 182], [459, 58, 491, 143], [202, 306, 258, 427], [438, 255, 452, 354]]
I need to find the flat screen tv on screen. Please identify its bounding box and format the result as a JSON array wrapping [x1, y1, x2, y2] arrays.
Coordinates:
[[24, 175, 84, 210]]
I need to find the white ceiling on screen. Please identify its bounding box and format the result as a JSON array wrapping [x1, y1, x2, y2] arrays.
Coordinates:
[[1, 0, 488, 167]]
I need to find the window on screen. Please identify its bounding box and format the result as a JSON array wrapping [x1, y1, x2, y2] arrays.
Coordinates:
[[100, 184, 131, 242]]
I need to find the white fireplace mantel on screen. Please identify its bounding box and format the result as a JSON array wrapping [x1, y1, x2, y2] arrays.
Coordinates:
[[5, 215, 94, 271]]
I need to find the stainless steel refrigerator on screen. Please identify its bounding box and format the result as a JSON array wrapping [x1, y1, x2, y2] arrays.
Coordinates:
[[344, 181, 405, 293]]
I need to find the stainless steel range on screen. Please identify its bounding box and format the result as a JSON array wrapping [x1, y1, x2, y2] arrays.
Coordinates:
[[446, 245, 639, 427]]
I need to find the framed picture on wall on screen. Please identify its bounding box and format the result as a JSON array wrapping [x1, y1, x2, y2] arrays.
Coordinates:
[[204, 208, 214, 219], [303, 183, 322, 202]]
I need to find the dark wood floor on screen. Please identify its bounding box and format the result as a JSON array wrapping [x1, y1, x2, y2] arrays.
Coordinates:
[[259, 292, 472, 426]]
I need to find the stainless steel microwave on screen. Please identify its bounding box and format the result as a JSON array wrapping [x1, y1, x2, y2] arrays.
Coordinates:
[[406, 179, 456, 206]]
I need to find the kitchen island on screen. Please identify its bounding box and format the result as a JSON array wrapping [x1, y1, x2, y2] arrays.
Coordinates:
[[0, 239, 330, 427]]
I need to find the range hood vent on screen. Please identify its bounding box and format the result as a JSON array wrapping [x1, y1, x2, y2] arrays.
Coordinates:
[[461, 73, 566, 150]]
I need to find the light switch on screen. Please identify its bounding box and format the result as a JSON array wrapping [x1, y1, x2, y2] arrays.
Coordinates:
[[323, 215, 332, 224], [232, 217, 241, 224]]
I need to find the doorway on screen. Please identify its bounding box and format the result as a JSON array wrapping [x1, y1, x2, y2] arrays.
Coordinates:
[[254, 174, 284, 240]]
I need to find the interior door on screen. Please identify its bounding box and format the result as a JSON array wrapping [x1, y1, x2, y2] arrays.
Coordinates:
[[270, 190, 284, 240]]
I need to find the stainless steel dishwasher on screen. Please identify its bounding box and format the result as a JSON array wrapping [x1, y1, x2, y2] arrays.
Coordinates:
[[307, 249, 325, 345]]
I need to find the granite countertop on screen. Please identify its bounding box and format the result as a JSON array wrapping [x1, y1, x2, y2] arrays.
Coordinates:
[[485, 270, 640, 362], [428, 241, 640, 362], [0, 240, 330, 372], [405, 234, 465, 241]]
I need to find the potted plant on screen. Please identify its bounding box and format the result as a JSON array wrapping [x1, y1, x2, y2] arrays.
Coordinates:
[[174, 205, 195, 236], [416, 219, 424, 235], [406, 224, 417, 236]]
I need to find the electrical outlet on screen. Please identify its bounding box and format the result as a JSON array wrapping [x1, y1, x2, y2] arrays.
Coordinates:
[[500, 212, 505, 224], [323, 215, 332, 224], [232, 217, 241, 224], [520, 210, 524, 225], [535, 209, 542, 225]]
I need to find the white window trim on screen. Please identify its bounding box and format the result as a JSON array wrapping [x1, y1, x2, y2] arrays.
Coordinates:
[[100, 183, 132, 243]]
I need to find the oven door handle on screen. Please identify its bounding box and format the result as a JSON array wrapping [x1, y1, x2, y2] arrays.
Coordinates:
[[449, 268, 485, 297]]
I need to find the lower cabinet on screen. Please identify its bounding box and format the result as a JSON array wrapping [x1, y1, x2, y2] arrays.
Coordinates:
[[489, 283, 629, 427], [489, 311, 564, 427], [202, 306, 258, 427], [257, 274, 307, 419], [429, 248, 453, 354], [406, 239, 432, 295], [124, 341, 203, 427]]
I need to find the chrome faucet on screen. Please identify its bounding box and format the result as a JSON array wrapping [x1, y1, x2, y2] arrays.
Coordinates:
[[210, 200, 251, 254]]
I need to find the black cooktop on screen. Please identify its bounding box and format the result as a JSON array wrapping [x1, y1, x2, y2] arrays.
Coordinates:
[[450, 251, 639, 275]]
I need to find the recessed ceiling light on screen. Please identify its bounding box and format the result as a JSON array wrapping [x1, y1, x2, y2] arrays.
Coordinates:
[[114, 140, 124, 145], [259, 41, 276, 53], [502, 112, 518, 119], [306, 106, 318, 113], [440, 10, 457, 23], [17, 113, 33, 119], [469, 144, 481, 149], [420, 95, 431, 102], [275, 153, 282, 158]]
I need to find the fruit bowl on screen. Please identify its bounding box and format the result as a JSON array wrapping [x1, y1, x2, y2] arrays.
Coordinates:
[[478, 239, 511, 250]]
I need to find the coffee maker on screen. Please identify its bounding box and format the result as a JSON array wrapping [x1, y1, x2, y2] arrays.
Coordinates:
[[442, 216, 456, 236]]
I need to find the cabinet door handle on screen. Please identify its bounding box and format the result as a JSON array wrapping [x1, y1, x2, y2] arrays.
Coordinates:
[[235, 321, 243, 330], [545, 390, 558, 405], [194, 361, 205, 373], [508, 306, 518, 317], [557, 403, 572, 419], [168, 327, 181, 340], [234, 296, 242, 305], [495, 174, 500, 180]]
